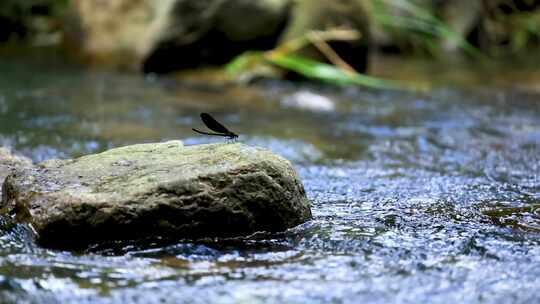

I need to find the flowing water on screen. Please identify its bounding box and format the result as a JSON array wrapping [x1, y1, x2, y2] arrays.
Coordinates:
[[0, 48, 540, 303]]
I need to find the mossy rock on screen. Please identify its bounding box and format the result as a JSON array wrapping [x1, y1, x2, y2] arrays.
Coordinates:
[[1, 141, 311, 249]]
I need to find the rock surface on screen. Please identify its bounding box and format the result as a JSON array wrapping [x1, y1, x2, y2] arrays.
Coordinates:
[[0, 148, 33, 196], [0, 141, 311, 248]]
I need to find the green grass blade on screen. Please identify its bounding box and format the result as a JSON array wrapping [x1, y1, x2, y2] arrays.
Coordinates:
[[371, 0, 486, 60], [265, 54, 404, 90]]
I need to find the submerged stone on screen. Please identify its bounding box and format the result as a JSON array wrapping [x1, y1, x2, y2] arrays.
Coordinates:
[[0, 141, 311, 249]]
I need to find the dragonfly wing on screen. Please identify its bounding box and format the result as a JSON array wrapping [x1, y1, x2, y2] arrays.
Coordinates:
[[200, 113, 231, 134]]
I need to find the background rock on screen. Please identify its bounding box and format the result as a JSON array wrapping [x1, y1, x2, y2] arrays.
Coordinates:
[[63, 0, 372, 74], [64, 0, 291, 72], [63, 0, 162, 69], [142, 0, 290, 73], [1, 141, 311, 249]]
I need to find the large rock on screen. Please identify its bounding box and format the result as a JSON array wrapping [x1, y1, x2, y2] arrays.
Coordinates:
[[1, 141, 311, 249]]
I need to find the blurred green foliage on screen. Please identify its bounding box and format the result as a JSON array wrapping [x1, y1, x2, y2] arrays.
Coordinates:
[[370, 0, 484, 59], [0, 0, 68, 17], [0, 0, 68, 41]]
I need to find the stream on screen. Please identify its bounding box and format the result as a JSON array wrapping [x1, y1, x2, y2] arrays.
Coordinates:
[[0, 48, 539, 303]]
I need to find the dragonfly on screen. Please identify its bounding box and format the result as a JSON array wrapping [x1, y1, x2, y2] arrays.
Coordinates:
[[192, 113, 239, 141]]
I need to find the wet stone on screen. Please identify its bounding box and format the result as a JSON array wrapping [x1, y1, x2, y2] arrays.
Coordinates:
[[0, 147, 33, 197], [0, 141, 311, 249]]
